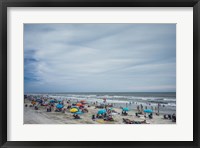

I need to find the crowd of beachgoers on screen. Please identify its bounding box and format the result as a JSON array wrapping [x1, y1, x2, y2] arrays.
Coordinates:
[[24, 94, 176, 124]]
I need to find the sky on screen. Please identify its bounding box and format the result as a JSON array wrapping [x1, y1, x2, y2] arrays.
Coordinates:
[[24, 24, 176, 93]]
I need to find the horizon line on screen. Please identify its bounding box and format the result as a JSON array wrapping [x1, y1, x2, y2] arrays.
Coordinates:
[[24, 91, 176, 93]]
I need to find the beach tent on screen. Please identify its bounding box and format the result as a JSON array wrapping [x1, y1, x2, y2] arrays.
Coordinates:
[[70, 108, 79, 113], [56, 104, 64, 109], [97, 109, 107, 115], [144, 109, 153, 113], [122, 107, 129, 111]]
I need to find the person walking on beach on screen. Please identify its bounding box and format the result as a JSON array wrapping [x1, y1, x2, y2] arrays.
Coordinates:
[[157, 103, 160, 115], [140, 104, 143, 110]]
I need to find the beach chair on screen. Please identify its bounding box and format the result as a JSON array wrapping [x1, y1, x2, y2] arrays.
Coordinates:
[[123, 118, 133, 124], [163, 114, 168, 119], [73, 114, 81, 119], [148, 113, 153, 119], [168, 114, 172, 120], [172, 114, 176, 122], [122, 111, 128, 116], [104, 116, 114, 121], [82, 108, 88, 113]]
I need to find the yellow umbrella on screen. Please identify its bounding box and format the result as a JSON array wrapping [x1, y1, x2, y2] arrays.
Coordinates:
[[70, 108, 78, 113]]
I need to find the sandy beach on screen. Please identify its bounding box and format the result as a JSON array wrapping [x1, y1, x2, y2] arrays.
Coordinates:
[[24, 98, 175, 124]]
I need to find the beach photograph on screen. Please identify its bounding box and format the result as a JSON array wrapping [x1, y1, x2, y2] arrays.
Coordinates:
[[24, 24, 176, 124]]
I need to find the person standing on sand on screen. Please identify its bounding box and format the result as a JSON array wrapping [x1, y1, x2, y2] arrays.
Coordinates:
[[92, 115, 96, 121], [157, 103, 160, 115], [47, 105, 51, 112], [137, 105, 140, 112], [140, 104, 143, 110]]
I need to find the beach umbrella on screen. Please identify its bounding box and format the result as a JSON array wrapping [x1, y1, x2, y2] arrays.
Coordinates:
[[122, 107, 129, 111], [57, 100, 62, 103], [70, 108, 79, 113], [76, 103, 83, 107], [97, 109, 107, 114], [49, 100, 55, 103], [56, 104, 64, 109], [144, 109, 153, 113], [74, 111, 83, 115]]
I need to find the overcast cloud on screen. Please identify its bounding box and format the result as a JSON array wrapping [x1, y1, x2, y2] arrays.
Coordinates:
[[24, 24, 176, 92]]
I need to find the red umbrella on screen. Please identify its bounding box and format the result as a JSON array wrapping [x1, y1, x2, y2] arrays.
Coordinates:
[[76, 103, 83, 107]]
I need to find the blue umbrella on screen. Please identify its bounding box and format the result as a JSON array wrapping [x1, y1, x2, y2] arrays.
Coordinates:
[[74, 111, 83, 115], [56, 104, 64, 109], [144, 109, 153, 113], [49, 100, 55, 103], [97, 109, 107, 114], [122, 107, 129, 111]]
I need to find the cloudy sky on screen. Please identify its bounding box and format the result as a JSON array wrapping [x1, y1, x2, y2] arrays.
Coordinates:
[[24, 24, 176, 93]]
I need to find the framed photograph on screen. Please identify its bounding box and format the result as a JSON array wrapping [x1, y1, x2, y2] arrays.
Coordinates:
[[0, 0, 199, 147]]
